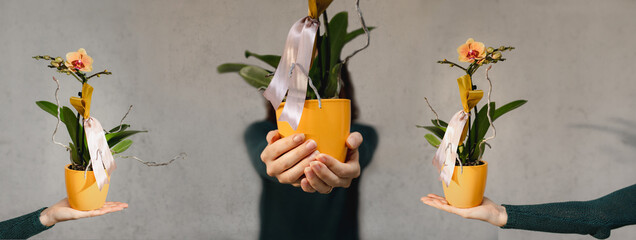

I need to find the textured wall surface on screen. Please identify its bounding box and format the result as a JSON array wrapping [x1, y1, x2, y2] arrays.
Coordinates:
[[1, 0, 635, 239]]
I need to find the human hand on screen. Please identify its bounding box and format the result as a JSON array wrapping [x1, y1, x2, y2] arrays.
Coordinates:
[[261, 130, 320, 186], [420, 194, 507, 227], [300, 132, 363, 194], [39, 198, 128, 227]]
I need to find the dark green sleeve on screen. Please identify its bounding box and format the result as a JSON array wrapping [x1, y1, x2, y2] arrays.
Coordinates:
[[0, 207, 53, 239], [352, 124, 378, 170], [244, 121, 279, 182], [502, 184, 636, 239]]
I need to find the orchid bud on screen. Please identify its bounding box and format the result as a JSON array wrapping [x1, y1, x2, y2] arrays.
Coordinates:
[[492, 52, 502, 60], [487, 47, 494, 53]]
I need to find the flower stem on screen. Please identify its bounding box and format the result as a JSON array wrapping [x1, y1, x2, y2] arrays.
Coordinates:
[[76, 78, 88, 169], [437, 59, 468, 72], [69, 72, 83, 83], [86, 70, 112, 80]]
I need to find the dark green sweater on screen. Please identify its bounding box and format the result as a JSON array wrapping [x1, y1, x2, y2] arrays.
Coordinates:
[[244, 121, 378, 240], [0, 207, 52, 239], [502, 184, 636, 239]]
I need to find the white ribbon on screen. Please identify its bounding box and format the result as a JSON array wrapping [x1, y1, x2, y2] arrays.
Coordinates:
[[84, 117, 116, 190], [263, 16, 319, 130], [432, 110, 468, 186]]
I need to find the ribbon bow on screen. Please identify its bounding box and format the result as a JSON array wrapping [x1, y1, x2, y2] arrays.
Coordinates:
[[432, 75, 483, 186], [70, 83, 116, 190], [262, 0, 333, 130]]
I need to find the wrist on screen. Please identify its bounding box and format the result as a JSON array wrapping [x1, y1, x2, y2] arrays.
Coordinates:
[[495, 205, 508, 227], [39, 208, 56, 227]]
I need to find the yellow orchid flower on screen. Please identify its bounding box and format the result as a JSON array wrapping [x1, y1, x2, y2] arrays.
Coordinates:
[[308, 0, 333, 19], [457, 38, 486, 63], [70, 83, 94, 119], [65, 48, 93, 72], [457, 74, 483, 143]]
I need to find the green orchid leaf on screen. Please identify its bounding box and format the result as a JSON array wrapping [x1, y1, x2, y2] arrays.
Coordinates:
[[430, 119, 448, 129], [458, 144, 468, 164], [417, 125, 446, 139], [111, 139, 133, 154], [327, 12, 348, 69], [36, 101, 59, 118], [478, 141, 488, 159], [344, 26, 376, 44], [425, 134, 441, 148], [493, 100, 527, 121], [105, 130, 147, 148], [307, 51, 323, 99], [108, 124, 130, 133], [60, 106, 79, 147], [69, 142, 81, 166], [467, 102, 495, 160], [217, 63, 249, 73], [245, 50, 281, 69], [471, 141, 487, 162], [238, 65, 273, 89], [323, 63, 342, 98], [471, 102, 496, 144], [467, 100, 526, 161]]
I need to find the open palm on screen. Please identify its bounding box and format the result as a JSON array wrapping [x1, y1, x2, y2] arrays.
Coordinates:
[[39, 198, 128, 227], [421, 194, 507, 227]]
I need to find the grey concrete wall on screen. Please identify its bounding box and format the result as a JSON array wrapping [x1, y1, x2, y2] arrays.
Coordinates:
[[1, 0, 635, 239]]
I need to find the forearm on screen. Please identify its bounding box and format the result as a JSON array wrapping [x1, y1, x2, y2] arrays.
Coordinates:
[[502, 184, 636, 239], [0, 208, 53, 239]]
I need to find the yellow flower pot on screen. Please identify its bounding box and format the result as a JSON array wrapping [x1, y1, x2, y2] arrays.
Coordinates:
[[65, 164, 109, 211], [276, 99, 351, 162], [442, 161, 488, 208]]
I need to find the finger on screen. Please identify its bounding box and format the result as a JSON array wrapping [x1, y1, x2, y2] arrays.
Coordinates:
[[260, 133, 305, 162], [421, 196, 469, 217], [276, 150, 319, 184], [309, 161, 350, 188], [345, 132, 363, 150], [421, 196, 451, 211], [90, 203, 128, 216], [266, 130, 281, 145], [104, 202, 128, 209], [304, 167, 332, 194], [346, 148, 359, 164], [269, 140, 317, 176], [300, 178, 316, 193], [431, 195, 451, 207], [315, 153, 360, 178], [427, 194, 448, 204]]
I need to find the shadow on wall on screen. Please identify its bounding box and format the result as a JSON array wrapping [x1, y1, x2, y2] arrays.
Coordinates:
[[571, 118, 636, 162]]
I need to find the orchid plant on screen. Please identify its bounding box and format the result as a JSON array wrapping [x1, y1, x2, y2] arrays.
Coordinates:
[[33, 49, 145, 171], [217, 10, 373, 99], [419, 38, 526, 166]]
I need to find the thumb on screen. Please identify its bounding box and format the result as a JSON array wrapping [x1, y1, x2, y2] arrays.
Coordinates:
[[346, 132, 363, 150]]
